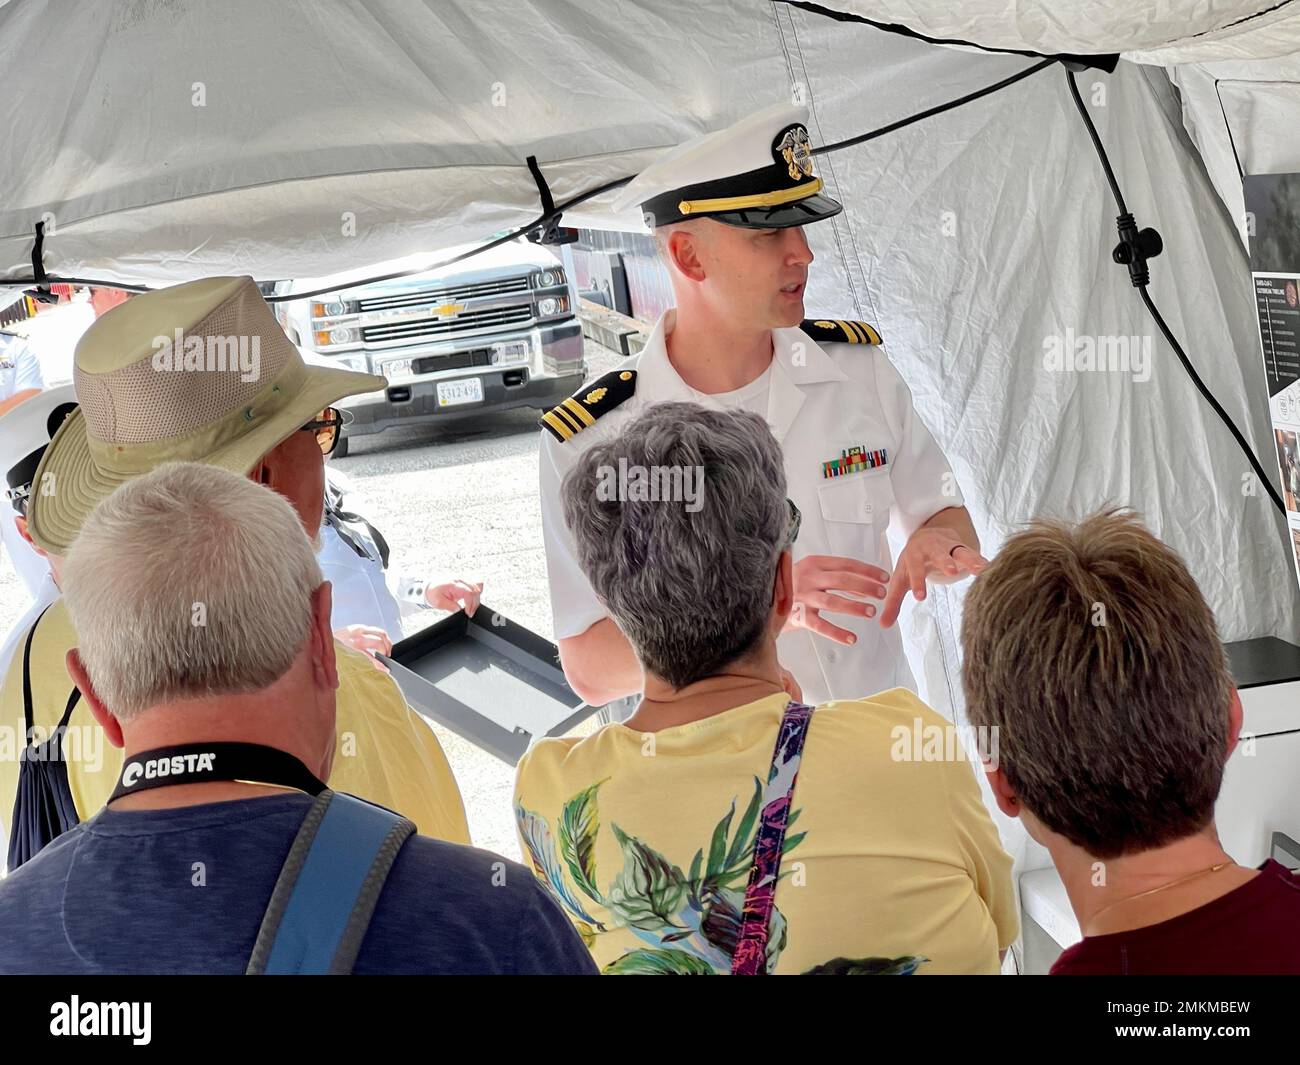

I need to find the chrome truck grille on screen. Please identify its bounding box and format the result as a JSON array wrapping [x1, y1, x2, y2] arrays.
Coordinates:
[[356, 276, 529, 313], [361, 303, 534, 344]]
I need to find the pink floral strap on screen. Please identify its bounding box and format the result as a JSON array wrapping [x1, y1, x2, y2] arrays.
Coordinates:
[[730, 700, 815, 975]]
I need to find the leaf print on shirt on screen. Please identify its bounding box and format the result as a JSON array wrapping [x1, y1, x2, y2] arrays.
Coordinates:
[[803, 955, 929, 975], [559, 779, 605, 901], [606, 822, 688, 933], [518, 776, 926, 974], [603, 947, 715, 975], [516, 803, 604, 929], [517, 776, 798, 973]]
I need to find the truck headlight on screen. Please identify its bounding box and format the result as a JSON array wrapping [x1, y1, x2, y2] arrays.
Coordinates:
[[311, 299, 355, 318], [534, 268, 565, 288], [314, 326, 361, 347], [536, 295, 569, 318]]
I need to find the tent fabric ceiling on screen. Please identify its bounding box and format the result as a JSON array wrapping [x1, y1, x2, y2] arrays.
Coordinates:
[[0, 1, 1297, 285], [815, 1, 1300, 63], [0, 0, 1297, 700]]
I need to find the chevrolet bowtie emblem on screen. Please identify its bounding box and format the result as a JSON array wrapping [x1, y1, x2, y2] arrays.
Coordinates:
[[584, 387, 607, 404], [430, 303, 465, 318]]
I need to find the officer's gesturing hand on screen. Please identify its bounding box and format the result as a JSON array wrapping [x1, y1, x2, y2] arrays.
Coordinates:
[[334, 624, 393, 671], [427, 579, 484, 615], [784, 554, 891, 644], [878, 527, 989, 629]]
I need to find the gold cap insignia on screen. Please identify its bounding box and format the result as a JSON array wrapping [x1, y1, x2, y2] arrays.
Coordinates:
[[776, 125, 814, 183]]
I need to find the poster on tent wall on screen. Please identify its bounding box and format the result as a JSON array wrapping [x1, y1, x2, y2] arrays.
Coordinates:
[[1245, 173, 1300, 593]]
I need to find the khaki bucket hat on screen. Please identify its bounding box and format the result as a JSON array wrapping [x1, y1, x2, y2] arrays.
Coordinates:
[[28, 275, 386, 554]]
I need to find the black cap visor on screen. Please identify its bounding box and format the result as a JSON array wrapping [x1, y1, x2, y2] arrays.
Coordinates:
[[708, 191, 843, 229]]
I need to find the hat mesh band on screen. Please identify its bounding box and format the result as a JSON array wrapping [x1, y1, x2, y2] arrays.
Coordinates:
[[75, 299, 296, 445]]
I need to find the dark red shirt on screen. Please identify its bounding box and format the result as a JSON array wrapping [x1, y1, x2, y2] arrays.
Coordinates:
[[1051, 860, 1300, 975]]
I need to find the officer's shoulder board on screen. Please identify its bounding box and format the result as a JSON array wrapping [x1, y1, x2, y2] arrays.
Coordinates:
[[800, 318, 882, 346], [539, 369, 638, 443]]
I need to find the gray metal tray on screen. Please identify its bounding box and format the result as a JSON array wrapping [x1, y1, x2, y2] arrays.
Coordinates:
[[379, 605, 594, 764], [1224, 636, 1300, 689]]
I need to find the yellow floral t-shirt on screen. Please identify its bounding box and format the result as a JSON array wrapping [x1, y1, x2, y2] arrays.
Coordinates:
[[514, 688, 1016, 974]]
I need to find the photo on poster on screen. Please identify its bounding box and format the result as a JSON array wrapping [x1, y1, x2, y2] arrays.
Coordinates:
[[1246, 175, 1300, 401], [1276, 429, 1300, 513], [1246, 174, 1300, 275]]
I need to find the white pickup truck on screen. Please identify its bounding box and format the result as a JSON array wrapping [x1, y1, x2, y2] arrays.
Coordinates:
[[274, 240, 585, 455]]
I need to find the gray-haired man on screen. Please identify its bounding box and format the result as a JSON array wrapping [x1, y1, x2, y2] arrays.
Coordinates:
[[0, 462, 595, 975]]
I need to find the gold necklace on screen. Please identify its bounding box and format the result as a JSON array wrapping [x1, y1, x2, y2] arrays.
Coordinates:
[[1086, 860, 1235, 934]]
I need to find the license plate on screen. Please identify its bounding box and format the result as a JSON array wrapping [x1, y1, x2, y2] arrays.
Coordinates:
[[436, 378, 484, 407]]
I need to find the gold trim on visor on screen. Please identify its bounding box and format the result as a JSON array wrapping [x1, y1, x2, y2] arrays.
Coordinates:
[[678, 177, 824, 217]]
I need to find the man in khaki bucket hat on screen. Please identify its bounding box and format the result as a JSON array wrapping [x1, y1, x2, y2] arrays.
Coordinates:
[[27, 275, 386, 554], [1, 277, 469, 863]]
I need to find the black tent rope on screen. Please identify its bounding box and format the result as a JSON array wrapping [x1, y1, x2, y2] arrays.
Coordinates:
[[1064, 68, 1285, 515], [779, 0, 1119, 70], [814, 58, 1054, 155]]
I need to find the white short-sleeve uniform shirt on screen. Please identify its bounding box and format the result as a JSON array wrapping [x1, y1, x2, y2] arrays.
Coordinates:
[[539, 309, 962, 706], [0, 334, 44, 402]]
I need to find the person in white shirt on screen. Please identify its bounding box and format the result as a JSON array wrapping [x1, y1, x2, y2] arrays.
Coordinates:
[[0, 385, 76, 676], [316, 466, 483, 660], [0, 329, 44, 417], [538, 103, 987, 708]]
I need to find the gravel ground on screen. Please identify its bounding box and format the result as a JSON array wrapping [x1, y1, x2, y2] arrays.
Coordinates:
[[0, 332, 628, 862]]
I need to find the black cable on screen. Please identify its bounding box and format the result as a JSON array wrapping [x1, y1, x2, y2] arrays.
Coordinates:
[[267, 174, 634, 303], [815, 58, 1055, 156], [281, 60, 1057, 304], [779, 0, 1118, 69], [1064, 69, 1286, 516]]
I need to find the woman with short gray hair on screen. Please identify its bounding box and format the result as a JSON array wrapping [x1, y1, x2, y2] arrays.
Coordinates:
[[515, 402, 1016, 974]]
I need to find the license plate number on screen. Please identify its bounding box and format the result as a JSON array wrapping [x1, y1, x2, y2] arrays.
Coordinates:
[[436, 378, 484, 407]]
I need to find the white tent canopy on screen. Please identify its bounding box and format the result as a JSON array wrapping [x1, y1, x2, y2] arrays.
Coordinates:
[[2, 0, 1298, 709]]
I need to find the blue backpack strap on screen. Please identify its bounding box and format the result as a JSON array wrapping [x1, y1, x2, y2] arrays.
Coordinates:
[[246, 790, 416, 975]]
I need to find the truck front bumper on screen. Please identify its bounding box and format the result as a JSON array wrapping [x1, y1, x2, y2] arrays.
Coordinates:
[[339, 319, 584, 437]]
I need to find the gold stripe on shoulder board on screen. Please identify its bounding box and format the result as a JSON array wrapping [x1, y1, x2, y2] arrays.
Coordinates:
[[554, 404, 587, 433], [562, 398, 596, 428], [541, 409, 575, 441]]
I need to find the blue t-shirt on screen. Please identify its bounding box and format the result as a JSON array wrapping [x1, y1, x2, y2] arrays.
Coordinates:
[[0, 793, 596, 975]]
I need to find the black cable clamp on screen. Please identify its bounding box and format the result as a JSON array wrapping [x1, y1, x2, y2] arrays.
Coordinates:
[[1112, 211, 1163, 288], [27, 220, 58, 304], [524, 155, 579, 245]]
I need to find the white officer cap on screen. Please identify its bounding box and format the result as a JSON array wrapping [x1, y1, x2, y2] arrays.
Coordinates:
[[612, 102, 842, 230], [1, 384, 77, 513]]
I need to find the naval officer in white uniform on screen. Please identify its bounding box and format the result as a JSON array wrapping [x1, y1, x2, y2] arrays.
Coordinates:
[[539, 103, 987, 707]]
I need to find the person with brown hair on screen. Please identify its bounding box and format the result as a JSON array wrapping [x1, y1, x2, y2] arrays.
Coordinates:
[[961, 508, 1300, 974]]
